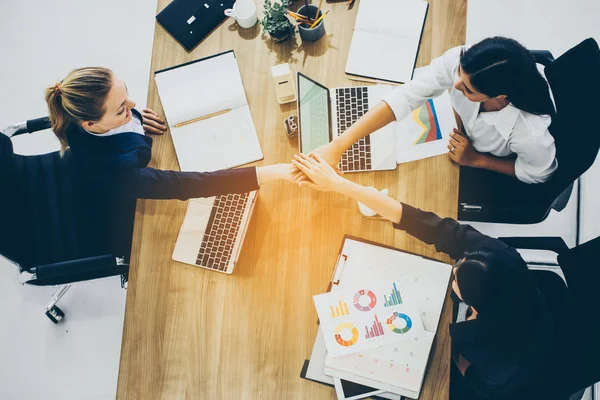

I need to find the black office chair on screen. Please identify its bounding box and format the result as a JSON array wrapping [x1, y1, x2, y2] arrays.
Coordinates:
[[458, 38, 600, 224], [1, 118, 129, 323], [451, 235, 600, 400]]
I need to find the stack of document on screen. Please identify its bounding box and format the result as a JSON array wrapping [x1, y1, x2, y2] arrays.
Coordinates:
[[303, 237, 452, 399]]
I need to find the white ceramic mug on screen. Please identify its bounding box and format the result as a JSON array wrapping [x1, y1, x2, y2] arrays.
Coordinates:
[[224, 0, 258, 29]]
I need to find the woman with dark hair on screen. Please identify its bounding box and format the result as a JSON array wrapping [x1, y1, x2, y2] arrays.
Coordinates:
[[297, 36, 557, 184], [291, 152, 554, 398]]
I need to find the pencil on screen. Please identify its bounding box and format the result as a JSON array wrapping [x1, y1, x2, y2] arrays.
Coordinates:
[[315, 0, 324, 26], [288, 11, 313, 21], [174, 108, 231, 128], [309, 9, 329, 29]]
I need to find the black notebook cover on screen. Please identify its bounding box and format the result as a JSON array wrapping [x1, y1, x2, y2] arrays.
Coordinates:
[[156, 0, 236, 52]]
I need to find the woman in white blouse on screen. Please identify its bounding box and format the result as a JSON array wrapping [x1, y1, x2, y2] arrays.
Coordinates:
[[298, 36, 557, 184]]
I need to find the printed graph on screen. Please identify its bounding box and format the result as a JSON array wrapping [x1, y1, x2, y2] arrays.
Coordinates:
[[353, 289, 377, 311], [364, 315, 385, 339], [412, 99, 442, 145], [330, 297, 350, 318], [383, 282, 403, 307], [335, 322, 359, 346], [387, 311, 413, 334]]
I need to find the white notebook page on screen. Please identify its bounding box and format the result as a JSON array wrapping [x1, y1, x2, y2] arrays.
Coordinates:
[[346, 0, 428, 83]]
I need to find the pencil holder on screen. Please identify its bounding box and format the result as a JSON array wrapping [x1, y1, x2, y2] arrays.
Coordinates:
[[297, 5, 325, 42]]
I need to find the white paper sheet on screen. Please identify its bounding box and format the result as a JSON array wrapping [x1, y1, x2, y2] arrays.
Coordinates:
[[314, 282, 425, 358], [346, 0, 428, 83], [395, 90, 456, 164]]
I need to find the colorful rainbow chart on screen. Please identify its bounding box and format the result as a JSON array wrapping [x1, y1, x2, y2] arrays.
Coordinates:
[[383, 282, 403, 308], [387, 311, 413, 334], [335, 322, 360, 346], [353, 289, 377, 311], [412, 99, 442, 145], [364, 315, 385, 339], [330, 297, 350, 318]]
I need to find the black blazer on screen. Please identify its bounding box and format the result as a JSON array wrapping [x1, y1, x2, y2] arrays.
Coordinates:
[[64, 109, 259, 258], [394, 204, 554, 398]]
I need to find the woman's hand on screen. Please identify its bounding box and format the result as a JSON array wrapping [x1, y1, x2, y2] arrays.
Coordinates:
[[292, 141, 345, 182], [447, 129, 482, 167], [141, 108, 167, 135], [292, 153, 345, 191]]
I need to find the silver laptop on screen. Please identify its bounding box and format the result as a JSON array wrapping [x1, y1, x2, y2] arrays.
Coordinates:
[[297, 72, 396, 172], [172, 191, 257, 274]]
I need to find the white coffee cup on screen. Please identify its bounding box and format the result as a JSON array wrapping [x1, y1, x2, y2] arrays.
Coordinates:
[[358, 188, 390, 217], [224, 0, 258, 29]]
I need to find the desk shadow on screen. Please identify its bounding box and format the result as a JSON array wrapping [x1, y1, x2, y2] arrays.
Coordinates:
[[261, 32, 300, 65], [297, 33, 337, 66], [228, 22, 261, 40]]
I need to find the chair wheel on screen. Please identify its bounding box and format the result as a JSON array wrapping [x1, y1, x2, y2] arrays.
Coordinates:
[[46, 306, 65, 324]]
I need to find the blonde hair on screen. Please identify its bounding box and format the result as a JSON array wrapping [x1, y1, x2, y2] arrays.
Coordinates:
[[45, 67, 113, 153]]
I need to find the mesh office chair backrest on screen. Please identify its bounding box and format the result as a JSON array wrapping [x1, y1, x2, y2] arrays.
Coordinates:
[[0, 133, 91, 270], [545, 235, 600, 397], [543, 38, 600, 202]]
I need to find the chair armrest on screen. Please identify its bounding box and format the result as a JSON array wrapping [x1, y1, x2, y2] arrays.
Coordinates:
[[26, 117, 51, 134], [531, 50, 555, 66], [25, 255, 129, 286], [498, 236, 569, 255]]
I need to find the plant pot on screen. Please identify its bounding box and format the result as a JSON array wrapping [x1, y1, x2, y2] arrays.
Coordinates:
[[270, 27, 293, 42]]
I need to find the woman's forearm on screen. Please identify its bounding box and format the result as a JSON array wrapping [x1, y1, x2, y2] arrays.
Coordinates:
[[334, 179, 403, 224], [474, 153, 516, 178], [331, 101, 397, 155], [256, 164, 290, 186]]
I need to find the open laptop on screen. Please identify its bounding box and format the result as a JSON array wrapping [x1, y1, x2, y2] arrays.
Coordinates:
[[172, 191, 257, 274], [297, 72, 396, 172]]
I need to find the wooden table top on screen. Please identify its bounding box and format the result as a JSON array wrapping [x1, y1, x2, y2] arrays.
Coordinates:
[[117, 0, 466, 398]]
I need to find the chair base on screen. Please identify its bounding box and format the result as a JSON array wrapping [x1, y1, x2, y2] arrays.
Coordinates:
[[45, 306, 65, 324]]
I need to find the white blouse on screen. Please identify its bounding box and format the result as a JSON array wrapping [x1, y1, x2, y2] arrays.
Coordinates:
[[382, 46, 557, 184]]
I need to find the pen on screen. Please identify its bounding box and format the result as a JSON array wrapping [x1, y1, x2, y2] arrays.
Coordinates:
[[174, 108, 231, 128]]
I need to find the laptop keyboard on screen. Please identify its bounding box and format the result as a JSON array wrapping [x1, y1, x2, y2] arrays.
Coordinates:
[[336, 87, 372, 172], [196, 193, 249, 272]]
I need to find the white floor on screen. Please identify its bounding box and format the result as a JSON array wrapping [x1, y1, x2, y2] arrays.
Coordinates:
[[0, 1, 156, 399]]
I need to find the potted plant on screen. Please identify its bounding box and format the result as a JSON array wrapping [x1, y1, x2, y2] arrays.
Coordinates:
[[260, 0, 294, 42]]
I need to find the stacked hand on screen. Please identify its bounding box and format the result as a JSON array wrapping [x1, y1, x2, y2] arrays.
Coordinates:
[[291, 141, 345, 186], [291, 153, 344, 192]]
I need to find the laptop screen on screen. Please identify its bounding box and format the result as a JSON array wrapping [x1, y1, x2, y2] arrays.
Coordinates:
[[298, 73, 331, 153]]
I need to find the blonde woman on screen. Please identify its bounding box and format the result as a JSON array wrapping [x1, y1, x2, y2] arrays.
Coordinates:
[[45, 67, 292, 256]]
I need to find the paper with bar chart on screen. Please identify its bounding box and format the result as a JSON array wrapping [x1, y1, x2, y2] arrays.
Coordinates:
[[313, 281, 424, 358], [395, 90, 456, 164]]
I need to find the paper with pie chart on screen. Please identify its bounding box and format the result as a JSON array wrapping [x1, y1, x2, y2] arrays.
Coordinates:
[[394, 90, 456, 164], [313, 281, 425, 358]]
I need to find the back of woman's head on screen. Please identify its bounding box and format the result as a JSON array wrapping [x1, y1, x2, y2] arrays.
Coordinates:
[[45, 67, 113, 153], [460, 36, 555, 116], [456, 248, 542, 347]]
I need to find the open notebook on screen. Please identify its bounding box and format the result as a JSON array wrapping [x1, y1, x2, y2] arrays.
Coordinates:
[[345, 0, 429, 84], [154, 51, 263, 172]]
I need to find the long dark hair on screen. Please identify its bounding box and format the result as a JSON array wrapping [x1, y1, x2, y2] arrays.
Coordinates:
[[460, 36, 555, 116], [456, 248, 548, 357]]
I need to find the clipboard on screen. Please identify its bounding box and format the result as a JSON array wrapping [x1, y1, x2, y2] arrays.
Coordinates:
[[301, 235, 452, 399]]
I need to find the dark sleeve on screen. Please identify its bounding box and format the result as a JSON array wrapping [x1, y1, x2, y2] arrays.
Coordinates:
[[393, 203, 508, 260], [120, 166, 259, 200]]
